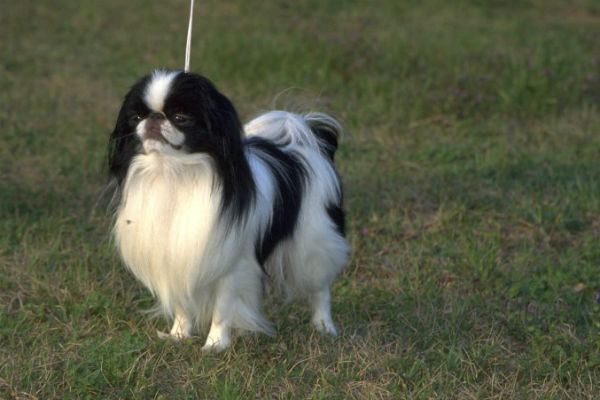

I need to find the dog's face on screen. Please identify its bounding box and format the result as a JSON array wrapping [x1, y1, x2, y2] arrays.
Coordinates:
[[132, 70, 188, 155], [109, 71, 244, 184]]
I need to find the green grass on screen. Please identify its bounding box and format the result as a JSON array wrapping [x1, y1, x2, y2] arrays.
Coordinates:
[[2, 0, 600, 398]]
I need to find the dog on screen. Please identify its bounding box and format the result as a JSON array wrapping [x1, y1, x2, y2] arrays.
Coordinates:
[[108, 70, 349, 351]]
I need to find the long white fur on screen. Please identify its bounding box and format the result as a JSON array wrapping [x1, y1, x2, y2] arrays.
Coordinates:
[[114, 74, 349, 350]]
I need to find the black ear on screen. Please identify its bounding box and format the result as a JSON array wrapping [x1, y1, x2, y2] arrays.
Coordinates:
[[166, 72, 246, 157], [107, 76, 151, 186], [209, 91, 245, 155], [108, 102, 138, 186]]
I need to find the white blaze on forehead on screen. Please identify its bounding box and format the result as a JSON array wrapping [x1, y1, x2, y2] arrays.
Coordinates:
[[144, 70, 180, 112]]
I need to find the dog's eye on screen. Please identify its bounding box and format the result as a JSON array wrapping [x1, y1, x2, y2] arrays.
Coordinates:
[[129, 114, 143, 125], [173, 113, 193, 126]]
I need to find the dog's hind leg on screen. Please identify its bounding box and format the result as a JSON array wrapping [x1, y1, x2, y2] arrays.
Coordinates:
[[310, 287, 338, 336]]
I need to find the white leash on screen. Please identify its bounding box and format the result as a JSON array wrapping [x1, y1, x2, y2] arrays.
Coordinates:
[[184, 0, 195, 72]]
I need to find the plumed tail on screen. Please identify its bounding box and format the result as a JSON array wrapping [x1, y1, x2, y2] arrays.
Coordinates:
[[244, 111, 342, 160]]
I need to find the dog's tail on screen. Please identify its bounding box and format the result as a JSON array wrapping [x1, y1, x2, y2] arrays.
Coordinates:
[[244, 111, 342, 161]]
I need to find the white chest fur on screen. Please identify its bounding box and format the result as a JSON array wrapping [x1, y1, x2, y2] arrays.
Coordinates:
[[114, 153, 226, 309]]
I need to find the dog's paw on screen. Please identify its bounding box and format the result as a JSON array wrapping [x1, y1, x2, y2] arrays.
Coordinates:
[[156, 330, 189, 340], [201, 335, 230, 352], [201, 322, 231, 352], [312, 317, 338, 337], [157, 330, 173, 339]]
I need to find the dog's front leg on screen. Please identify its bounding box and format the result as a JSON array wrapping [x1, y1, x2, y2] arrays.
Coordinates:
[[203, 318, 231, 352], [157, 309, 191, 340], [201, 259, 269, 352], [202, 295, 233, 352], [170, 311, 192, 338]]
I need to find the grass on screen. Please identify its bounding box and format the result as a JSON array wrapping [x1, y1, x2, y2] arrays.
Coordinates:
[[2, 0, 600, 398]]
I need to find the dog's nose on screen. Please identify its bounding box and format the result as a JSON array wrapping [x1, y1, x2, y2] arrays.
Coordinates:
[[149, 112, 165, 121]]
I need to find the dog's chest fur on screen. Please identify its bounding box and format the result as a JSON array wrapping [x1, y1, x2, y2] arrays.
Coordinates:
[[114, 153, 227, 302]]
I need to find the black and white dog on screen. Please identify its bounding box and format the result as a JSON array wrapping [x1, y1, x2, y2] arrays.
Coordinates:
[[108, 70, 349, 351]]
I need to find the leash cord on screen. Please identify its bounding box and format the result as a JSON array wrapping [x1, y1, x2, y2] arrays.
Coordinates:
[[184, 0, 195, 72]]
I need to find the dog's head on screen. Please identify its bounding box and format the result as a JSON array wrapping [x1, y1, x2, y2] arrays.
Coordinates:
[[108, 70, 244, 185]]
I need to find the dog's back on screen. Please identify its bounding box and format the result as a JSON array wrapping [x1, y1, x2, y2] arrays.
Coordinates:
[[244, 111, 349, 335]]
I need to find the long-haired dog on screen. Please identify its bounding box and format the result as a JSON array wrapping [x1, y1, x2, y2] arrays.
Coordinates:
[[108, 70, 349, 351]]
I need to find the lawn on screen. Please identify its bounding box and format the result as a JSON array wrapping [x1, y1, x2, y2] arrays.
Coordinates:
[[2, 0, 600, 398]]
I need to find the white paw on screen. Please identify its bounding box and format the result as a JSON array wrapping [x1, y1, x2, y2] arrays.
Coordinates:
[[201, 335, 230, 352], [312, 317, 338, 337], [156, 330, 189, 340], [309, 289, 338, 337], [169, 314, 191, 338]]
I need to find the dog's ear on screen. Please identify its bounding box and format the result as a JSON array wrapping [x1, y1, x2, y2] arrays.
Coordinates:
[[209, 93, 245, 152], [168, 73, 245, 157], [108, 102, 137, 186], [108, 75, 153, 186]]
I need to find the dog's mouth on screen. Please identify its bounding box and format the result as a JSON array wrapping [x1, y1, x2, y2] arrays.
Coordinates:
[[145, 137, 183, 151], [143, 119, 183, 151]]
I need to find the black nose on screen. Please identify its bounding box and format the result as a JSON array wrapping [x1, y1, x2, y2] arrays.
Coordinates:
[[149, 112, 165, 121]]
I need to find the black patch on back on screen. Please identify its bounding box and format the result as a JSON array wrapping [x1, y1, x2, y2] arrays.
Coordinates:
[[309, 118, 345, 236], [310, 123, 338, 161], [246, 137, 307, 266], [327, 203, 346, 237]]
